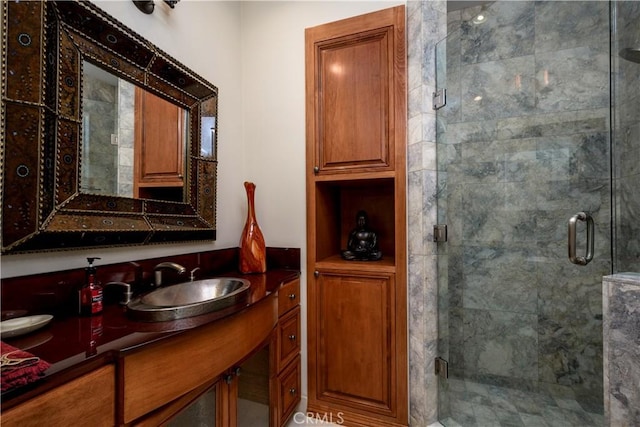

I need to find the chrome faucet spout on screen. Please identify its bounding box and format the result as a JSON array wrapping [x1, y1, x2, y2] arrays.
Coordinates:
[[153, 262, 187, 287]]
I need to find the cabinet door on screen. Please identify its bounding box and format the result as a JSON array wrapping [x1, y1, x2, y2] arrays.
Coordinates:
[[306, 6, 405, 176], [2, 365, 115, 427], [134, 87, 185, 192], [313, 270, 396, 417]]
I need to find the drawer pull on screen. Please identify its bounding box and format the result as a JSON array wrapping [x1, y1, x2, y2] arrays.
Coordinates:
[[288, 293, 296, 300], [289, 388, 297, 395], [288, 334, 296, 341]]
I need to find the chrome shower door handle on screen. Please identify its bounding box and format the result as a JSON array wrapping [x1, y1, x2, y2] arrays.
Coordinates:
[[568, 212, 594, 265]]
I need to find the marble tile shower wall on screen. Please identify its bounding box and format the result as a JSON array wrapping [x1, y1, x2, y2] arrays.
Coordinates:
[[438, 0, 611, 406], [117, 80, 135, 197], [603, 273, 640, 425], [407, 1, 447, 425], [614, 1, 640, 272], [82, 77, 118, 194]]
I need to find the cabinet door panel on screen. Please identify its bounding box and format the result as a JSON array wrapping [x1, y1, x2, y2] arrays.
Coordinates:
[[318, 33, 389, 171], [316, 270, 395, 415], [307, 16, 401, 175], [135, 87, 185, 188], [2, 365, 115, 427]]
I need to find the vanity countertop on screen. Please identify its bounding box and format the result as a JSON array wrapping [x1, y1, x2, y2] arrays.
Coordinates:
[[0, 268, 299, 409]]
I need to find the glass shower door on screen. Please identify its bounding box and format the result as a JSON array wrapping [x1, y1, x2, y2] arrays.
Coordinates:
[[436, 2, 611, 426]]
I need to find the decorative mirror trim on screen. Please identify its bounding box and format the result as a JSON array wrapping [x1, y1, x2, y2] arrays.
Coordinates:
[[1, 0, 218, 253]]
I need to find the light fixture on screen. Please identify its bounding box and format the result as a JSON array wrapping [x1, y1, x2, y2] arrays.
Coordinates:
[[472, 14, 486, 24], [133, 0, 154, 14], [133, 0, 180, 14]]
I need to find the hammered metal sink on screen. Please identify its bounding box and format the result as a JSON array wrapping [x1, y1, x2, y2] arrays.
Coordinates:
[[126, 278, 250, 322]]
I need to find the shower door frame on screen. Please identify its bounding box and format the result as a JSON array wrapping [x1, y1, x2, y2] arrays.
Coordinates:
[[434, 1, 613, 424]]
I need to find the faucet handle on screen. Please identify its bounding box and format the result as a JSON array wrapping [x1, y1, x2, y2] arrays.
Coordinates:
[[104, 281, 133, 305], [190, 267, 201, 282]]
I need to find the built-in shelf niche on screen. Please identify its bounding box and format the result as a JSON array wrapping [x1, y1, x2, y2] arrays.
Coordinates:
[[314, 178, 396, 267]]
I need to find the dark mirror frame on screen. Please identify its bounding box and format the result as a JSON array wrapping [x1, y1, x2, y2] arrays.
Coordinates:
[[2, 0, 218, 254]]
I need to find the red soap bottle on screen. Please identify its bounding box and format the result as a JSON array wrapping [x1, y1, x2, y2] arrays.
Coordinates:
[[80, 257, 103, 316]]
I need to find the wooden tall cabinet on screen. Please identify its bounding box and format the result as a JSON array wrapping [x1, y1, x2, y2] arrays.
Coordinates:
[[305, 6, 407, 427], [134, 87, 186, 201]]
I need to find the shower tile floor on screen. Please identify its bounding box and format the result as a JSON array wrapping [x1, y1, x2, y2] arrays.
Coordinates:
[[440, 378, 604, 427]]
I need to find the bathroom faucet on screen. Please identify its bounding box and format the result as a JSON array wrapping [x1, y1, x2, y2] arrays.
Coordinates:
[[104, 281, 133, 305], [153, 262, 186, 287], [189, 267, 200, 282]]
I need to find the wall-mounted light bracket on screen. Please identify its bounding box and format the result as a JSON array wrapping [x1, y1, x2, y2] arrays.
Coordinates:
[[133, 0, 154, 14], [133, 0, 180, 14]]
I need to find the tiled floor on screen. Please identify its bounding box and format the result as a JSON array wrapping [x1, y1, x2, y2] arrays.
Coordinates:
[[440, 377, 604, 427], [237, 399, 269, 426], [240, 378, 605, 427]]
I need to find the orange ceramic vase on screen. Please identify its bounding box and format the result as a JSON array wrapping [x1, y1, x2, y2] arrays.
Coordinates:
[[239, 181, 266, 273]]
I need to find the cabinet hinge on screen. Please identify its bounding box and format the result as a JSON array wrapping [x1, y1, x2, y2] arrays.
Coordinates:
[[433, 224, 448, 242], [435, 357, 449, 379], [432, 89, 446, 110]]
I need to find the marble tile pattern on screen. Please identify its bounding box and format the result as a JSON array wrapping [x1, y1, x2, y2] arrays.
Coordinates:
[[603, 273, 640, 426], [117, 80, 135, 198], [407, 1, 447, 425], [440, 377, 604, 427], [613, 1, 640, 273], [81, 76, 118, 195], [437, 1, 612, 419]]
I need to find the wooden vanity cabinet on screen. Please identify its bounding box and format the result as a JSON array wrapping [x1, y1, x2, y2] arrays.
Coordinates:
[[1, 277, 299, 427], [121, 293, 278, 425], [2, 365, 115, 427], [306, 6, 408, 427], [123, 277, 300, 427]]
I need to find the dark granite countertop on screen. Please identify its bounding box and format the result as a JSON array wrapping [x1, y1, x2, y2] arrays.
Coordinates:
[[1, 268, 299, 409]]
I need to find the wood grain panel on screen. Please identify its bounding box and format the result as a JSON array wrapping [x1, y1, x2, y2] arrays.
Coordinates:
[[134, 87, 185, 193], [316, 271, 394, 414], [319, 31, 389, 170], [2, 365, 115, 427]]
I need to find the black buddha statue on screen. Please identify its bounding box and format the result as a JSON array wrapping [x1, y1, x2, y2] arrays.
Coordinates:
[[341, 210, 382, 261]]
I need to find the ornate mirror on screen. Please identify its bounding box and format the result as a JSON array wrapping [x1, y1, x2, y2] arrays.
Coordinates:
[[1, 0, 218, 253]]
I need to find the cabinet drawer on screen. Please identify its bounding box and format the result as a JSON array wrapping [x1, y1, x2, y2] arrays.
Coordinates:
[[278, 355, 301, 426], [2, 365, 115, 427], [278, 278, 300, 317], [277, 305, 301, 372]]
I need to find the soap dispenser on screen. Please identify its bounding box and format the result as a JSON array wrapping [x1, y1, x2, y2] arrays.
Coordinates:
[[80, 257, 103, 315]]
